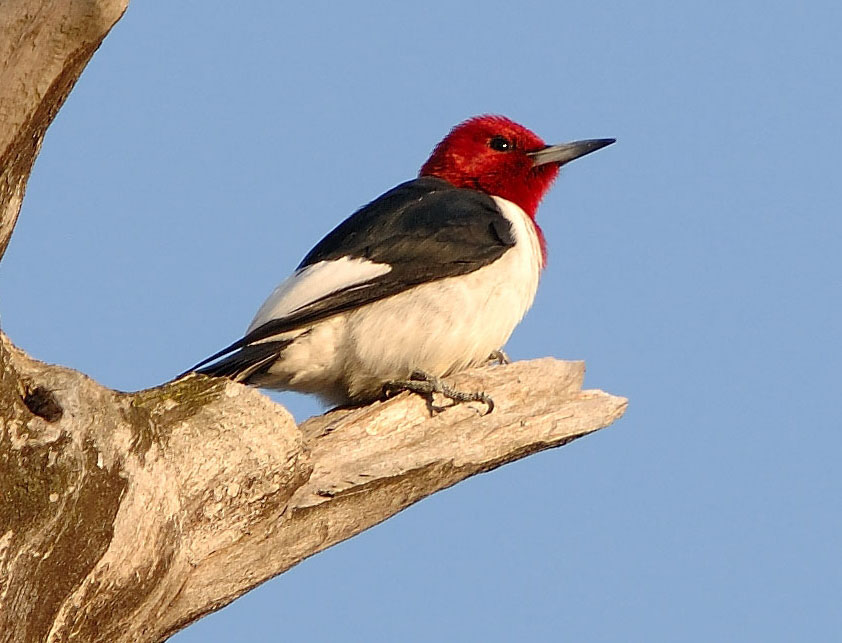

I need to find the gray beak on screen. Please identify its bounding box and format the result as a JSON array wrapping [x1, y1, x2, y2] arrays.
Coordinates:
[[528, 138, 616, 167]]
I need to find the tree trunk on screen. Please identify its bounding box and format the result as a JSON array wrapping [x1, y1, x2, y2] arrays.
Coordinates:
[[0, 2, 627, 641]]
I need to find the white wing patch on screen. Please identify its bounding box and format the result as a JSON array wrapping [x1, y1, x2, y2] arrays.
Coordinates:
[[247, 257, 392, 332]]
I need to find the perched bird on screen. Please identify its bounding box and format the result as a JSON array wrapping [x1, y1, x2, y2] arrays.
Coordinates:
[[188, 115, 614, 412]]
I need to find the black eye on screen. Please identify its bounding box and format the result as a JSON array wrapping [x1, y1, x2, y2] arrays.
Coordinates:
[[489, 135, 513, 152]]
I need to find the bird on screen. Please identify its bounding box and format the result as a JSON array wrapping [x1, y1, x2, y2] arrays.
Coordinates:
[[186, 115, 614, 412]]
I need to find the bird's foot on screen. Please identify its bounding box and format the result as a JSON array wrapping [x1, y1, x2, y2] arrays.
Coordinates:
[[383, 370, 494, 415], [487, 349, 511, 365]]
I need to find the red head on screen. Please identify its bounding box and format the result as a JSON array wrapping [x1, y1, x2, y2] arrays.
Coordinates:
[[420, 115, 555, 219], [420, 115, 615, 221]]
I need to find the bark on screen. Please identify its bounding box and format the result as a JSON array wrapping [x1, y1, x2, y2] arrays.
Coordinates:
[[0, 1, 628, 641], [0, 0, 129, 261]]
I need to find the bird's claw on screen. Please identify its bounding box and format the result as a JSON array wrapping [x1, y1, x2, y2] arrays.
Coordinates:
[[383, 371, 494, 415]]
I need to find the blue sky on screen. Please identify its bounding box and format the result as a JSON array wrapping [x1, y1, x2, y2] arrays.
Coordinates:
[[2, 2, 840, 641]]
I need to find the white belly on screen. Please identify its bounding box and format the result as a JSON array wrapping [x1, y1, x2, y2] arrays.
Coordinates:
[[252, 196, 543, 404]]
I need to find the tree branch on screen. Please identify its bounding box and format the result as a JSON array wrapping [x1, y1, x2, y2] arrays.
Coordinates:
[[0, 0, 129, 261], [0, 2, 627, 641], [1, 333, 625, 642]]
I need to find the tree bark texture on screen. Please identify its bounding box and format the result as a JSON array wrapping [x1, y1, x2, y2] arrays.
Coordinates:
[[0, 2, 628, 641]]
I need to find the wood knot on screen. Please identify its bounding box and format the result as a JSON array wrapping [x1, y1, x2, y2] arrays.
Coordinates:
[[22, 385, 63, 422]]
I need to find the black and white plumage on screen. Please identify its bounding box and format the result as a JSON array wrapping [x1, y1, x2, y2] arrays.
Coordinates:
[[190, 177, 541, 405], [187, 115, 614, 409]]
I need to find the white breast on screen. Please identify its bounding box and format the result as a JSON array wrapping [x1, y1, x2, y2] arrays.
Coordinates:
[[490, 195, 544, 298], [341, 195, 543, 400]]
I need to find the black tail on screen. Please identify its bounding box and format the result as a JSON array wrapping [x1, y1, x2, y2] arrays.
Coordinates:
[[181, 340, 292, 383]]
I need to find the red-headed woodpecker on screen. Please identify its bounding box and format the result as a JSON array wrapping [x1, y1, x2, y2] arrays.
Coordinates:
[[188, 115, 614, 412]]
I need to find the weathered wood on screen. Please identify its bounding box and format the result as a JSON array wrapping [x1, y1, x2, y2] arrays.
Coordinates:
[[0, 2, 627, 641], [1, 334, 309, 642], [0, 0, 129, 260], [1, 332, 625, 642]]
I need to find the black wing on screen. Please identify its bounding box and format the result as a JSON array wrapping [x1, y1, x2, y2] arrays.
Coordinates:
[[187, 177, 515, 374]]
